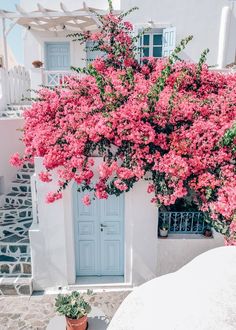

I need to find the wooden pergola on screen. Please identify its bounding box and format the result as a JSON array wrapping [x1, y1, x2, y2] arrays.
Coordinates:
[[0, 2, 120, 70]]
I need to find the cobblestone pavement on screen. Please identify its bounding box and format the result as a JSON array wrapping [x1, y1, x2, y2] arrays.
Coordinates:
[[0, 290, 130, 330]]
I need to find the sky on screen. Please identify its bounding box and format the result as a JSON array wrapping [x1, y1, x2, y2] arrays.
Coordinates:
[[0, 0, 23, 64]]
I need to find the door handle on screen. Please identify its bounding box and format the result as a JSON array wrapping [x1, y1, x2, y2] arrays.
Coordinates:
[[100, 223, 107, 232]]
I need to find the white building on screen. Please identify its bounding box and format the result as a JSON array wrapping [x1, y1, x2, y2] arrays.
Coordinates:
[[0, 0, 229, 295]]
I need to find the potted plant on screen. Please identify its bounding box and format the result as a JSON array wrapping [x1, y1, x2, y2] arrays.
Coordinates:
[[203, 226, 213, 238], [32, 60, 43, 68], [55, 290, 92, 330], [159, 221, 169, 238]]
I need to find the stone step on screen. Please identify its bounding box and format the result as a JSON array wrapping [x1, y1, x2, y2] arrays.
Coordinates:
[[0, 241, 31, 277], [11, 179, 31, 193], [22, 162, 34, 170], [0, 276, 32, 295], [0, 243, 31, 258], [0, 218, 32, 241], [0, 260, 31, 276], [0, 104, 31, 118], [0, 205, 32, 221], [5, 192, 32, 207], [16, 170, 33, 180], [0, 160, 33, 292], [0, 111, 22, 118]]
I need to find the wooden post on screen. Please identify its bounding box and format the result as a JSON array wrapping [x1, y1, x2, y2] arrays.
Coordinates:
[[1, 17, 9, 71]]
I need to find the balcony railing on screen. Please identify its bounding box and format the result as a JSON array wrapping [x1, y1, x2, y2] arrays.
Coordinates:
[[158, 211, 208, 234], [43, 70, 84, 87]]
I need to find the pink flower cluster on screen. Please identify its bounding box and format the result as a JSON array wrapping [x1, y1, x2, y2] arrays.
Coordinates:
[[12, 7, 236, 241]]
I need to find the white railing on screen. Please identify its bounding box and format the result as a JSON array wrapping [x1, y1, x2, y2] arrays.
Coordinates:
[[0, 66, 31, 111], [43, 70, 84, 87]]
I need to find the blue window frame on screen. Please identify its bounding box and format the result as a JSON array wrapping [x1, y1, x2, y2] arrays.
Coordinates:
[[140, 30, 163, 58]]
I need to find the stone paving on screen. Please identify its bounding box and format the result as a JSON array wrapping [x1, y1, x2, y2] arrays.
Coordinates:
[[0, 290, 130, 330]]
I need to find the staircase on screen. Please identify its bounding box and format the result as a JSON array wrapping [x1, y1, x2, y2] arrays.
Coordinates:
[[0, 163, 34, 295], [0, 104, 30, 118]]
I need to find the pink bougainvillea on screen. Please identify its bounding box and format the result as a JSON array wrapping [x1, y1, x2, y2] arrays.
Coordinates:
[[11, 1, 236, 241]]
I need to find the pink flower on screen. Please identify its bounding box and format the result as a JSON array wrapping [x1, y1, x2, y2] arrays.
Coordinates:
[[114, 179, 128, 191], [46, 192, 62, 203], [82, 194, 91, 206], [123, 21, 133, 30], [230, 221, 236, 234], [10, 153, 23, 168], [39, 171, 52, 182], [92, 59, 106, 73], [9, 8, 236, 242]]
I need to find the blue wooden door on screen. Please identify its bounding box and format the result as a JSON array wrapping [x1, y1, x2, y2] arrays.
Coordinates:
[[45, 42, 70, 71], [75, 191, 124, 276]]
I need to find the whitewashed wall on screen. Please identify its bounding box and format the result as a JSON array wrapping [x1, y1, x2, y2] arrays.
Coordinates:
[[121, 0, 236, 67], [21, 0, 236, 86], [20, 0, 120, 86], [157, 232, 224, 276], [23, 31, 86, 72], [30, 157, 158, 290], [30, 156, 224, 290], [0, 118, 24, 195]]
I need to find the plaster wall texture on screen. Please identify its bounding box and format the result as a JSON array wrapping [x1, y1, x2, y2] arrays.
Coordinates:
[[157, 231, 224, 276], [108, 246, 236, 330], [121, 0, 236, 67], [24, 31, 86, 72], [0, 118, 24, 195]]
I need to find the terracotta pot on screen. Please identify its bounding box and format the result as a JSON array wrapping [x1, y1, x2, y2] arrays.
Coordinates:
[[66, 315, 88, 330], [32, 61, 43, 68]]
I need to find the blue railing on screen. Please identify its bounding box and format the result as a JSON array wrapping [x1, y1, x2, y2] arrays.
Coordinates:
[[158, 211, 207, 234]]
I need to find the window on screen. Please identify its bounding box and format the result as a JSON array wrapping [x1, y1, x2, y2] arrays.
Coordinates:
[[139, 27, 176, 59], [86, 41, 105, 64], [140, 31, 163, 58]]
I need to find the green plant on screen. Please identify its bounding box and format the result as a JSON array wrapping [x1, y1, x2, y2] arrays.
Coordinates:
[[160, 221, 169, 230], [55, 290, 92, 319]]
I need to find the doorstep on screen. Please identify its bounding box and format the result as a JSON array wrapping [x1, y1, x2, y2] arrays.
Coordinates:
[[45, 282, 133, 295], [0, 275, 33, 295]]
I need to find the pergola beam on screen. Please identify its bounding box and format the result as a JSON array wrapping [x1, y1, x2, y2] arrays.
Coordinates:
[[0, 3, 120, 33], [0, 17, 9, 70], [83, 2, 101, 27], [60, 2, 82, 28], [0, 10, 106, 19]]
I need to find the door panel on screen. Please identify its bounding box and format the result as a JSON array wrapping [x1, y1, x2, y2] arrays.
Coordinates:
[[76, 192, 99, 275], [75, 191, 124, 276], [45, 42, 70, 71], [102, 240, 121, 274], [78, 241, 96, 274]]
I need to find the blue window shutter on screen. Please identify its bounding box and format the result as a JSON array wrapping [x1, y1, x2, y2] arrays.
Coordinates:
[[162, 27, 176, 57], [86, 41, 105, 63]]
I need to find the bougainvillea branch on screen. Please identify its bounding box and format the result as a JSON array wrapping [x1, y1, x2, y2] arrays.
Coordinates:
[[11, 1, 236, 244]]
